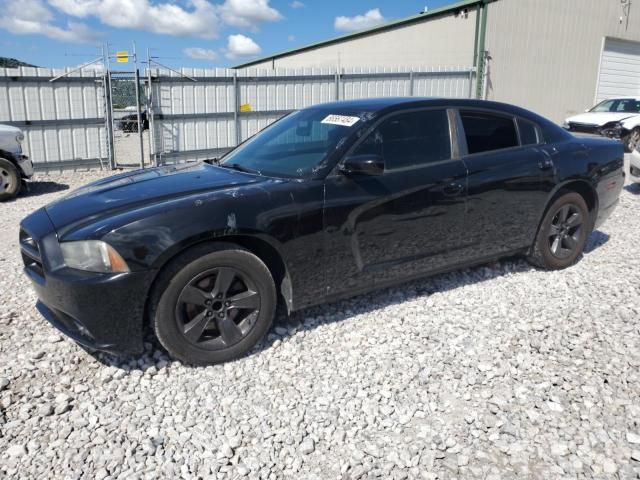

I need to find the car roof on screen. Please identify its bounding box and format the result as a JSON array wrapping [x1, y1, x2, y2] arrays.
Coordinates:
[[600, 97, 640, 101], [307, 97, 540, 116]]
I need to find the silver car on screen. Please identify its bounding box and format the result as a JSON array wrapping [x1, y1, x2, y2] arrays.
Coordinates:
[[0, 124, 33, 201]]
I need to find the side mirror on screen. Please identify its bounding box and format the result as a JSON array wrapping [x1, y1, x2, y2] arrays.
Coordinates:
[[340, 154, 384, 176]]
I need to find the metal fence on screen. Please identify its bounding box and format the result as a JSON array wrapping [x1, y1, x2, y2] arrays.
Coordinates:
[[148, 66, 477, 165], [0, 67, 108, 171], [0, 65, 476, 170]]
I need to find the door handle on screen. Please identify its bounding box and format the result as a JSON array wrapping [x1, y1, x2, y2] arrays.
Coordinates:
[[443, 182, 465, 197], [538, 157, 554, 170]]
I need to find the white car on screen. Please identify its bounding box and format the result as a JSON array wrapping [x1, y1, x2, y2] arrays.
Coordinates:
[[631, 143, 640, 183], [0, 124, 33, 201], [564, 97, 640, 152]]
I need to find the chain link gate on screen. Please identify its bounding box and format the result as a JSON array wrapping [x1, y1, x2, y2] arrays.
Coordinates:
[[106, 70, 146, 168]]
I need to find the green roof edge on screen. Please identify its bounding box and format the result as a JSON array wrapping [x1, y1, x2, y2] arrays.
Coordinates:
[[233, 0, 486, 69]]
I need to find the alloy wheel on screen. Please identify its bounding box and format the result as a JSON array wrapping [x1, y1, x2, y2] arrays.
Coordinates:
[[175, 267, 261, 350], [629, 129, 640, 152], [548, 204, 584, 259], [1, 168, 13, 193]]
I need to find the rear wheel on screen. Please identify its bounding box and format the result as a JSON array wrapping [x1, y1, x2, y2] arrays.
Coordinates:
[[527, 192, 590, 270], [151, 243, 276, 365], [0, 158, 21, 201]]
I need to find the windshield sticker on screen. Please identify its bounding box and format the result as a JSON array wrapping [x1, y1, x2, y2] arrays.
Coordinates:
[[321, 114, 360, 127]]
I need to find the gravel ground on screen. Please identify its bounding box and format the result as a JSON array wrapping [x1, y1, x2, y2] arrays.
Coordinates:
[[1, 162, 639, 480]]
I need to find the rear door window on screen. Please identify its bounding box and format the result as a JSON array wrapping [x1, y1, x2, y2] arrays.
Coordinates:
[[353, 109, 451, 170], [460, 111, 519, 154]]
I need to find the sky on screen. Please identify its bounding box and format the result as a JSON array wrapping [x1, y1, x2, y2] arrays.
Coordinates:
[[0, 0, 457, 69]]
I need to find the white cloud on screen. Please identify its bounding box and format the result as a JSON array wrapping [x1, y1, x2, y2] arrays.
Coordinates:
[[287, 34, 295, 42], [334, 8, 386, 32], [0, 0, 99, 43], [225, 34, 261, 59], [289, 0, 303, 8], [48, 0, 220, 39], [184, 47, 218, 61], [1, 0, 282, 42], [219, 0, 282, 31]]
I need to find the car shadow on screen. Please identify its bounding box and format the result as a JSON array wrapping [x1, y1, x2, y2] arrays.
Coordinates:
[[624, 183, 640, 195], [19, 180, 70, 198], [583, 230, 610, 254], [89, 231, 610, 371]]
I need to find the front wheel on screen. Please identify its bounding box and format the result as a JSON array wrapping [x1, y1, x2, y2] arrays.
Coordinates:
[[151, 244, 276, 365], [624, 128, 640, 153], [527, 192, 590, 270], [0, 158, 21, 201]]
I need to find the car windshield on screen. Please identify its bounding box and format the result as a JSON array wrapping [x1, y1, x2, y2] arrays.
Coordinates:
[[219, 108, 363, 179], [590, 99, 640, 113]]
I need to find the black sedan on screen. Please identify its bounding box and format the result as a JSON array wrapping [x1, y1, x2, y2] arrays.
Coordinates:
[[20, 98, 624, 365]]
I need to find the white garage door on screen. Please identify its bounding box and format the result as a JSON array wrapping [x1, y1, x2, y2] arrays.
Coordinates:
[[596, 38, 640, 102]]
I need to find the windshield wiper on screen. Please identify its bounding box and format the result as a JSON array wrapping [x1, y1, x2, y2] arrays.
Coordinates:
[[220, 163, 261, 175]]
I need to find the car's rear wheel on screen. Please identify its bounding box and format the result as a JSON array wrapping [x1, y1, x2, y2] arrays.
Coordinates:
[[0, 158, 21, 201], [150, 243, 276, 365], [527, 191, 590, 270]]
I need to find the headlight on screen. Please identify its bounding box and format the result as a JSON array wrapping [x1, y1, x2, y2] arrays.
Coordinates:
[[16, 132, 24, 144], [60, 240, 129, 273]]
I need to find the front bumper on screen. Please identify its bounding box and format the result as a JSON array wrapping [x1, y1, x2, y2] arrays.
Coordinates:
[[631, 149, 640, 180], [17, 155, 33, 178], [20, 208, 154, 355]]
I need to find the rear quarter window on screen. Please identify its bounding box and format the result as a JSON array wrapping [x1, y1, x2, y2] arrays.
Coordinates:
[[517, 118, 542, 145]]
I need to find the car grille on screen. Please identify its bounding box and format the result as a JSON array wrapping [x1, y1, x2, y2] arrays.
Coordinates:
[[19, 228, 44, 277], [568, 122, 600, 134]]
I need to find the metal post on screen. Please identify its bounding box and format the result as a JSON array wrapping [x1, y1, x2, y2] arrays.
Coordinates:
[[233, 71, 241, 146], [101, 44, 114, 170], [468, 68, 475, 99], [334, 70, 340, 100], [146, 48, 156, 167], [409, 70, 414, 97], [133, 42, 144, 169], [105, 44, 116, 169]]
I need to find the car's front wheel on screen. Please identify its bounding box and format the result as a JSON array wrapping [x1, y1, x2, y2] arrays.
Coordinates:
[[624, 128, 640, 153], [0, 157, 21, 201], [527, 191, 590, 270], [151, 243, 276, 365]]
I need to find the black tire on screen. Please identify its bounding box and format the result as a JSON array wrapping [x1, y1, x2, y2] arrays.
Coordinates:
[[0, 157, 21, 201], [527, 191, 590, 270], [625, 128, 640, 153], [150, 243, 276, 365]]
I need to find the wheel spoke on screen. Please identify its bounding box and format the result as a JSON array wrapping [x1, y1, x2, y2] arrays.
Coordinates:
[[563, 234, 578, 250], [183, 311, 210, 342], [548, 224, 560, 237], [566, 212, 582, 228], [228, 290, 260, 310], [558, 205, 570, 222], [217, 316, 244, 345], [180, 286, 210, 306], [551, 235, 561, 255], [213, 268, 235, 297]]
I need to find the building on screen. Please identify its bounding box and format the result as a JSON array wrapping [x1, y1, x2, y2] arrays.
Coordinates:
[[234, 0, 640, 123]]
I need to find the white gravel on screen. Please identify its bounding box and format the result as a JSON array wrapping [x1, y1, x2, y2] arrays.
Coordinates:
[[1, 163, 639, 479]]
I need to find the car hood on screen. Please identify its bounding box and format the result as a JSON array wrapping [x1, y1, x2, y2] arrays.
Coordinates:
[[0, 124, 22, 134], [566, 112, 638, 126], [45, 162, 266, 231]]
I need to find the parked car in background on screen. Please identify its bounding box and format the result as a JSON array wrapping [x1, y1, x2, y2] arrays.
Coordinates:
[[564, 97, 640, 152], [0, 124, 33, 201], [631, 142, 640, 183], [117, 110, 148, 133], [20, 98, 624, 365]]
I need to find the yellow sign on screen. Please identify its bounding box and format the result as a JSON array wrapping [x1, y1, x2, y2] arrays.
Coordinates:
[[239, 103, 252, 113], [116, 51, 129, 63]]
